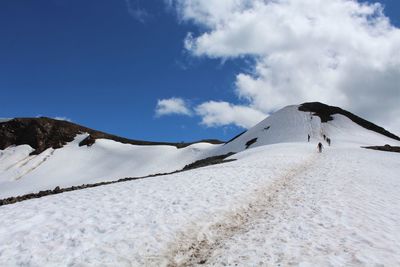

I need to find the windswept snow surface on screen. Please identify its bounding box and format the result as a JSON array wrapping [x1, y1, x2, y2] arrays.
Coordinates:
[[0, 143, 400, 266], [0, 134, 218, 199]]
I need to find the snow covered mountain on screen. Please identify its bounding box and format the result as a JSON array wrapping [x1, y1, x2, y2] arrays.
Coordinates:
[[214, 102, 399, 155], [0, 102, 398, 200], [1, 102, 400, 266], [0, 118, 222, 199]]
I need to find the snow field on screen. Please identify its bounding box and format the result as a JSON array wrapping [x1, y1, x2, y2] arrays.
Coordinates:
[[1, 105, 398, 200], [0, 134, 219, 199], [204, 147, 400, 266], [0, 144, 314, 266], [1, 105, 399, 266]]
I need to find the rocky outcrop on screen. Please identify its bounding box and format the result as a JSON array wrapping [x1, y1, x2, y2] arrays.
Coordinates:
[[182, 152, 236, 171], [299, 102, 400, 141], [0, 118, 87, 154], [363, 144, 400, 153]]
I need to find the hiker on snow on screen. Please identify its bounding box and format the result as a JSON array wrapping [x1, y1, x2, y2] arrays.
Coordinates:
[[308, 134, 310, 142], [317, 142, 323, 153]]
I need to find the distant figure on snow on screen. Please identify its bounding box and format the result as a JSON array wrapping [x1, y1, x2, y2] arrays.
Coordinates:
[[317, 142, 323, 153], [308, 134, 310, 142], [323, 134, 326, 140], [327, 138, 331, 146]]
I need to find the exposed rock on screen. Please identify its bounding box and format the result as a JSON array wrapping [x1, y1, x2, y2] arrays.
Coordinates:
[[299, 102, 400, 141], [182, 152, 236, 171], [245, 138, 258, 149], [363, 145, 400, 153]]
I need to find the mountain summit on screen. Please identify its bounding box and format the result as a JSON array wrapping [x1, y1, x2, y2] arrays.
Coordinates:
[[213, 102, 399, 155]]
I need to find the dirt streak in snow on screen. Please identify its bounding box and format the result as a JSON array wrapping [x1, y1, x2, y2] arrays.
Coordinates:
[[14, 149, 55, 180], [164, 154, 318, 266]]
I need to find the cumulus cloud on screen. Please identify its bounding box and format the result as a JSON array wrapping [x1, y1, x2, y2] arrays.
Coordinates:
[[155, 97, 192, 117], [169, 0, 400, 133], [196, 101, 266, 128]]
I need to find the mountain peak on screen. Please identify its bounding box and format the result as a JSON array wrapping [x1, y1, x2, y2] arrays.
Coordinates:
[[211, 102, 399, 155]]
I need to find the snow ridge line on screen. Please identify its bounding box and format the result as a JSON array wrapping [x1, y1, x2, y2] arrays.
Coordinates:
[[163, 154, 318, 266]]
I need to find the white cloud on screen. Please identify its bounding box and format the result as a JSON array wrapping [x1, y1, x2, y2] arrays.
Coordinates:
[[155, 97, 192, 117], [169, 0, 400, 134], [125, 0, 150, 23], [196, 101, 266, 128]]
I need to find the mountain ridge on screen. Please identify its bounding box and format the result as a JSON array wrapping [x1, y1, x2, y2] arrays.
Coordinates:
[[2, 102, 398, 156], [0, 117, 223, 155], [1, 102, 399, 200]]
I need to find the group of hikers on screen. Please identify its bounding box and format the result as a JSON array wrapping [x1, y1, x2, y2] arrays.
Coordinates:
[[307, 133, 331, 153]]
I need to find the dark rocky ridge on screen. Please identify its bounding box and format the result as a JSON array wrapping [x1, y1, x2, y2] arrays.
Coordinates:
[[0, 117, 223, 155], [299, 102, 400, 141], [182, 152, 236, 171], [363, 145, 400, 153], [245, 138, 258, 149]]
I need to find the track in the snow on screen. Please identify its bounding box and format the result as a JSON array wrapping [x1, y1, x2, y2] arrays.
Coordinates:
[[164, 154, 318, 266]]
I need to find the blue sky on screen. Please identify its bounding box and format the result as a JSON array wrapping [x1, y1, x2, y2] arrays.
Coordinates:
[[1, 0, 399, 142]]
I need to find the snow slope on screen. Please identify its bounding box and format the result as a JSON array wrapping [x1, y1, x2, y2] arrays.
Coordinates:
[[0, 144, 399, 266], [1, 104, 399, 201], [0, 104, 399, 265], [204, 146, 400, 266], [214, 105, 399, 155], [1, 104, 399, 200], [0, 134, 218, 199]]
